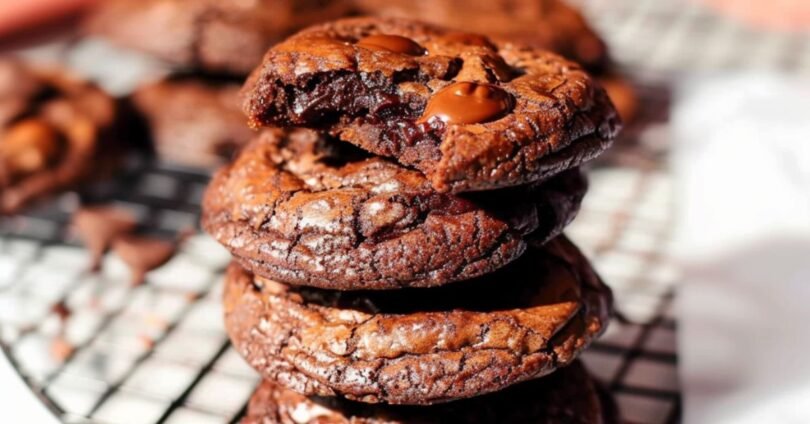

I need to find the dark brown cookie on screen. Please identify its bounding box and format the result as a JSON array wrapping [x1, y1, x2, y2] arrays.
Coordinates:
[[84, 0, 352, 75], [353, 0, 609, 73], [597, 74, 638, 124], [202, 128, 586, 290], [224, 236, 612, 405], [0, 60, 121, 214], [243, 17, 619, 193], [132, 77, 254, 167], [241, 361, 614, 423]]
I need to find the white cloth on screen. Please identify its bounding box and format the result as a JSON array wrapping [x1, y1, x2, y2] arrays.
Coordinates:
[[0, 353, 59, 423], [672, 73, 810, 424]]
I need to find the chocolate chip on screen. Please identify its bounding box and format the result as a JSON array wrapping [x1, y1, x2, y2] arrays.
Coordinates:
[[112, 234, 178, 286], [51, 301, 71, 321], [73, 206, 137, 271], [419, 81, 513, 125], [356, 34, 426, 55]]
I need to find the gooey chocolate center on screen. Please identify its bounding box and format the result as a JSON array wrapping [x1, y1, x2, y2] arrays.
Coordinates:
[[419, 81, 513, 125], [356, 34, 426, 56]]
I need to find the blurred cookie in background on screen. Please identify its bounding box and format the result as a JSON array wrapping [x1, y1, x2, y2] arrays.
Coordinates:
[[131, 76, 253, 168], [83, 0, 352, 76], [354, 0, 638, 123], [0, 59, 125, 214], [354, 0, 608, 72], [597, 73, 638, 126]]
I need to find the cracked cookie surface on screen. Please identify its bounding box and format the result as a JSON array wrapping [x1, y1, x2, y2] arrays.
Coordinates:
[[241, 360, 614, 423], [243, 17, 620, 193], [84, 0, 351, 75], [0, 60, 122, 214], [202, 128, 586, 290], [224, 236, 612, 404]]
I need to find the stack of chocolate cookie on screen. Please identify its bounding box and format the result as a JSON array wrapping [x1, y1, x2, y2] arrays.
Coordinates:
[[202, 17, 621, 423]]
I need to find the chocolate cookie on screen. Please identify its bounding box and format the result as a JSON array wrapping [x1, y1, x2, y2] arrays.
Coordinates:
[[241, 361, 615, 423], [597, 74, 638, 124], [202, 128, 586, 290], [84, 0, 351, 75], [353, 0, 609, 73], [243, 17, 619, 193], [223, 236, 612, 404], [132, 77, 253, 167], [0, 60, 121, 214]]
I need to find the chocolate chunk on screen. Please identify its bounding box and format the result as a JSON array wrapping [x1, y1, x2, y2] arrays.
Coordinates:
[[112, 235, 178, 285], [72, 206, 137, 270], [418, 81, 513, 125], [0, 119, 63, 184], [223, 236, 612, 404], [51, 301, 71, 322], [356, 34, 426, 55]]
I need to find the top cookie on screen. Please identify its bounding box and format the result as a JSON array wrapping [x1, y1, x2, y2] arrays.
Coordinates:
[[84, 0, 351, 75], [353, 0, 609, 73], [243, 17, 620, 193]]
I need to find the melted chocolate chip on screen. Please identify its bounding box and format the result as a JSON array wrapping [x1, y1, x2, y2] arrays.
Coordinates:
[[73, 206, 137, 271], [356, 34, 426, 55], [419, 81, 513, 125], [282, 36, 350, 52], [112, 235, 178, 286], [440, 32, 496, 49]]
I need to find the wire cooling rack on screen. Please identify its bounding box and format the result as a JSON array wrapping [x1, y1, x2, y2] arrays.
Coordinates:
[[3, 0, 808, 422], [572, 0, 810, 78], [0, 156, 679, 424]]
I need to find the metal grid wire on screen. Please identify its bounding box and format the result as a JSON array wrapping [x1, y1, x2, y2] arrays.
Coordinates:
[[0, 158, 679, 424], [2, 0, 808, 422]]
